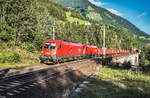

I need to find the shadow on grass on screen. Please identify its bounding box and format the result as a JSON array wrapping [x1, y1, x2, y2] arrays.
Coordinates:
[[76, 77, 150, 98], [105, 62, 150, 76], [103, 64, 131, 70]]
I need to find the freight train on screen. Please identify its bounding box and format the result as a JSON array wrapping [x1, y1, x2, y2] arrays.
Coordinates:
[[40, 40, 129, 64]]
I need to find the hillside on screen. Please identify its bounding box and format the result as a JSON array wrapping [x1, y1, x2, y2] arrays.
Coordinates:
[[51, 0, 150, 43], [0, 0, 140, 68]]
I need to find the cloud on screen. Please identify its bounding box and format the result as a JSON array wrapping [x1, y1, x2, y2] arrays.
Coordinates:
[[136, 12, 147, 18], [107, 8, 123, 16], [88, 0, 106, 6]]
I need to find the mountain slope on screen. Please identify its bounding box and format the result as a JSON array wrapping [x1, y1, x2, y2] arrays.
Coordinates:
[[51, 0, 150, 42]]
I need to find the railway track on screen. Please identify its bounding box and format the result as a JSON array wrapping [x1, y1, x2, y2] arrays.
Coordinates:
[[0, 59, 92, 98]]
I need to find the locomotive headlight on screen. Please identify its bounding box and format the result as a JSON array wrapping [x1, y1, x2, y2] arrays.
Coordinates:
[[53, 52, 56, 55], [46, 52, 50, 55]]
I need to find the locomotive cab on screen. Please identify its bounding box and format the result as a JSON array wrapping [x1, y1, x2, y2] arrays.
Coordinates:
[[43, 42, 57, 56], [40, 40, 60, 63]]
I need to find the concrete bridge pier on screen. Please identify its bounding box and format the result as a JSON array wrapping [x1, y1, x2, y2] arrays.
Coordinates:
[[111, 53, 140, 66]]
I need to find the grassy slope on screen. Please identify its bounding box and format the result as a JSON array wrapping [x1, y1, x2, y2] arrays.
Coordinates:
[[66, 12, 87, 24], [76, 66, 150, 98], [0, 41, 40, 69]]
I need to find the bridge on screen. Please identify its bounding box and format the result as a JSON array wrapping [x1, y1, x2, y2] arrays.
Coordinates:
[[94, 50, 140, 67], [110, 51, 140, 66]]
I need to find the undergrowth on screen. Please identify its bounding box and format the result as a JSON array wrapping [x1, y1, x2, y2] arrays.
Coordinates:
[[0, 41, 40, 69]]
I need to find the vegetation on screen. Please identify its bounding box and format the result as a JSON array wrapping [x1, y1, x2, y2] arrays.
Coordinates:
[[0, 0, 141, 50], [76, 66, 150, 98], [58, 23, 140, 50], [0, 40, 39, 69], [66, 12, 87, 24], [139, 46, 150, 71]]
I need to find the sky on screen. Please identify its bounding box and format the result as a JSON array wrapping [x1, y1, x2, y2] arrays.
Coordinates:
[[88, 0, 150, 35]]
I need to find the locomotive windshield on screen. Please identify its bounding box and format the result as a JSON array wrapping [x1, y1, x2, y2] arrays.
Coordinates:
[[44, 42, 56, 50]]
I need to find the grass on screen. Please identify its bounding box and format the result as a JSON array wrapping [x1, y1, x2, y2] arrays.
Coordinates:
[[0, 63, 38, 69], [87, 11, 102, 21], [0, 41, 40, 69], [66, 12, 87, 24], [76, 66, 150, 98]]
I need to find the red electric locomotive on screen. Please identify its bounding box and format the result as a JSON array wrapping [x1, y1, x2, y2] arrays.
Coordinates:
[[40, 40, 85, 63]]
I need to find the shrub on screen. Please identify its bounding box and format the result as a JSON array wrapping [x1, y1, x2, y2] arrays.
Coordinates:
[[20, 42, 36, 52], [0, 51, 20, 63], [7, 41, 14, 48], [0, 31, 10, 41], [0, 45, 3, 52], [8, 52, 20, 63]]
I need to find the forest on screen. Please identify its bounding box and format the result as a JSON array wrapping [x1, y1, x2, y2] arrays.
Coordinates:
[[0, 0, 150, 70]]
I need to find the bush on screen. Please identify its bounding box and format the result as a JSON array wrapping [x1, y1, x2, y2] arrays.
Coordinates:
[[20, 42, 36, 52], [8, 52, 20, 63], [0, 51, 20, 63], [139, 46, 150, 71], [0, 31, 10, 41], [0, 45, 3, 52], [7, 41, 14, 48]]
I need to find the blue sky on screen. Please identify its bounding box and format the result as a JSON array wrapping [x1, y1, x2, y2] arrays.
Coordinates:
[[88, 0, 150, 34]]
